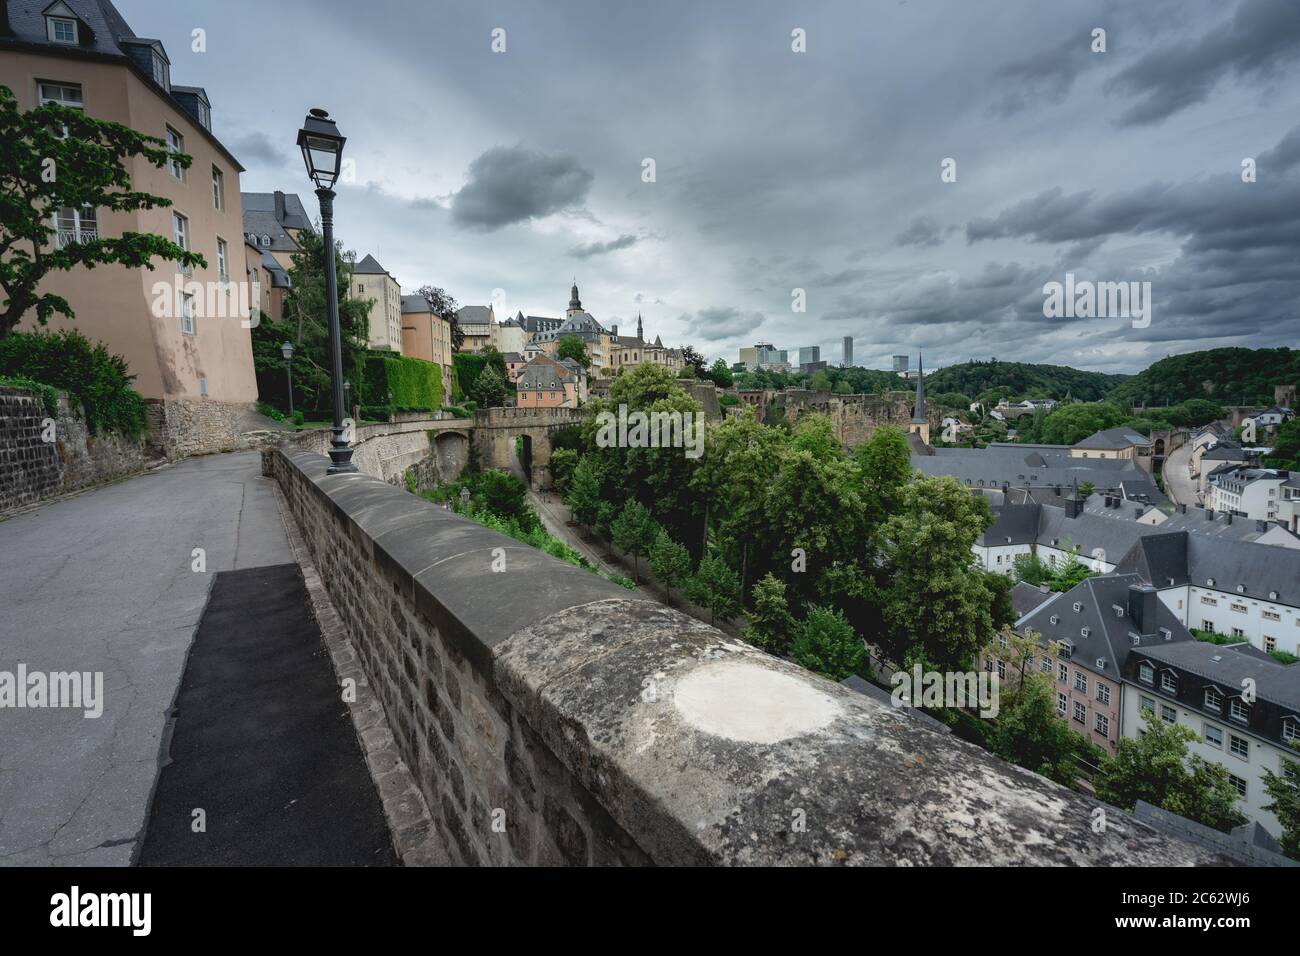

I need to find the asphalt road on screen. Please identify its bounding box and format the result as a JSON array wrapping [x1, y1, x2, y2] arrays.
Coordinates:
[[1163, 437, 1200, 507], [0, 452, 292, 865]]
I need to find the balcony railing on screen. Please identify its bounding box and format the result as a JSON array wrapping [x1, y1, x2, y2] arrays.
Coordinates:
[[55, 227, 97, 249]]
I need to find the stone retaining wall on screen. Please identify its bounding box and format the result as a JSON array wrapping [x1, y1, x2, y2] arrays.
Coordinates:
[[263, 445, 1229, 866], [0, 386, 146, 514]]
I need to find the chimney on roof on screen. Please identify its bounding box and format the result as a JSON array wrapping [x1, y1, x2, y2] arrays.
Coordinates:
[[1257, 519, 1268, 532], [1065, 497, 1081, 519], [1179, 503, 1187, 514], [274, 190, 286, 224], [1127, 583, 1159, 636], [610, 324, 617, 336], [1207, 509, 1215, 520], [1135, 505, 1144, 518]]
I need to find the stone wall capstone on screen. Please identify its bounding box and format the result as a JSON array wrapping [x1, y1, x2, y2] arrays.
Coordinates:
[[263, 445, 1231, 867]]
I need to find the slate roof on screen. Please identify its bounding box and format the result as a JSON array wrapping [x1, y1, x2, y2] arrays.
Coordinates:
[[241, 192, 312, 252], [1075, 426, 1153, 450], [517, 357, 576, 390], [258, 250, 289, 289], [1010, 581, 1053, 619], [1136, 641, 1300, 713], [457, 305, 493, 329], [514, 313, 564, 334], [2, 0, 244, 169], [401, 295, 433, 314], [1133, 802, 1296, 867], [533, 312, 606, 342], [1201, 441, 1250, 462], [839, 675, 950, 733], [912, 443, 1162, 499], [1017, 573, 1194, 683], [978, 503, 1040, 547], [1117, 531, 1300, 608], [353, 254, 390, 276]]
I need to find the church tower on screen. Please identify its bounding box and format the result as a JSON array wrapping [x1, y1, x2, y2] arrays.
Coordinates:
[[909, 351, 930, 445], [637, 313, 644, 341], [567, 279, 583, 317]]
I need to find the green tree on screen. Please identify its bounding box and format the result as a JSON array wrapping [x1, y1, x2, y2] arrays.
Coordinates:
[[878, 476, 996, 669], [548, 447, 579, 496], [706, 358, 734, 388], [565, 455, 603, 535], [1268, 418, 1300, 469], [649, 531, 692, 605], [1261, 746, 1300, 861], [1078, 481, 1095, 499], [415, 285, 462, 353], [555, 334, 591, 369], [612, 500, 659, 582], [0, 85, 205, 336], [808, 369, 832, 391], [1095, 711, 1249, 833], [470, 362, 506, 407], [854, 425, 912, 521], [744, 573, 796, 653], [687, 552, 742, 624], [987, 670, 1092, 788], [790, 605, 865, 680]]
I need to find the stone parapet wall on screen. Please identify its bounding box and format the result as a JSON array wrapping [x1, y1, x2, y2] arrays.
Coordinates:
[[145, 398, 254, 459], [0, 386, 145, 514], [263, 445, 1228, 867]]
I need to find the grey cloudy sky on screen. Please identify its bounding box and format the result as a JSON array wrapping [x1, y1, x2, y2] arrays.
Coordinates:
[[121, 0, 1300, 372]]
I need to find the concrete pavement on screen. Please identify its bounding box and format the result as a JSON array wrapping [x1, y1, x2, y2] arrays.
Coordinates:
[[0, 452, 292, 865], [1163, 437, 1199, 507]]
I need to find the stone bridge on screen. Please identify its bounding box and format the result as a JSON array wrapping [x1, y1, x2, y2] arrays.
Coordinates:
[[282, 406, 583, 490]]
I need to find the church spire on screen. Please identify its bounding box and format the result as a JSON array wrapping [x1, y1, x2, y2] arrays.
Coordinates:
[[911, 351, 927, 424], [637, 312, 643, 341], [567, 279, 582, 316]]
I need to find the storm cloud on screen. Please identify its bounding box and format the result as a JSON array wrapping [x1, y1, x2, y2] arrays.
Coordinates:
[[450, 146, 594, 230]]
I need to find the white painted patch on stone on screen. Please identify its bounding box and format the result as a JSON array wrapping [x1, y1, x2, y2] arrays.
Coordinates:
[[673, 659, 840, 744]]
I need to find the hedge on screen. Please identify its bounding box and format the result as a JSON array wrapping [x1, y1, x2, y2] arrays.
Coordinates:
[[362, 351, 443, 413], [0, 329, 146, 436]]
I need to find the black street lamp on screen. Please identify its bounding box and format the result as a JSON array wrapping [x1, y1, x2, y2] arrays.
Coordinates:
[[297, 107, 356, 474], [280, 340, 295, 418]]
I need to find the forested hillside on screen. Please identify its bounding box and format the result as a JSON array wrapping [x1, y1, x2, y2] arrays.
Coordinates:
[[923, 360, 1127, 404], [1106, 348, 1299, 407]]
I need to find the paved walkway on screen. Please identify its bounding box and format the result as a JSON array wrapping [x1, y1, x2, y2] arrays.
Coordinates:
[[0, 452, 292, 865], [1163, 437, 1199, 507]]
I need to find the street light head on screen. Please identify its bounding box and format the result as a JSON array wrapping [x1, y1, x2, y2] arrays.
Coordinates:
[[280, 341, 294, 360], [296, 108, 346, 189]]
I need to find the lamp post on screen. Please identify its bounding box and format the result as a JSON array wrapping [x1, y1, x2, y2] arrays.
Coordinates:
[[297, 108, 356, 474], [280, 340, 295, 418]]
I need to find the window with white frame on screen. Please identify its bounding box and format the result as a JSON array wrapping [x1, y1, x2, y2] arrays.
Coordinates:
[[1204, 724, 1223, 748], [1161, 705, 1177, 724], [212, 167, 224, 210], [37, 81, 83, 109], [172, 213, 190, 274], [1040, 656, 1051, 673], [1204, 687, 1223, 709], [180, 293, 196, 334], [47, 16, 78, 44], [1284, 720, 1298, 743], [1160, 671, 1177, 693], [996, 660, 1006, 680], [1096, 683, 1110, 706], [1074, 672, 1088, 694], [1229, 734, 1249, 759], [1265, 636, 1277, 653], [216, 238, 229, 283], [1056, 692, 1067, 716], [1095, 714, 1109, 737], [166, 126, 184, 179], [1058, 663, 1068, 683], [52, 206, 96, 248], [1284, 759, 1298, 781], [1072, 701, 1086, 724], [1230, 698, 1250, 722], [1139, 662, 1154, 684], [1140, 696, 1155, 713], [1227, 774, 1247, 799], [151, 51, 169, 90]]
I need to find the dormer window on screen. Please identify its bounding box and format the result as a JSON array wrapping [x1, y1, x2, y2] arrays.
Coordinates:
[[47, 16, 78, 44], [1160, 671, 1177, 693], [1139, 662, 1154, 684], [151, 51, 170, 90], [1204, 687, 1223, 710]]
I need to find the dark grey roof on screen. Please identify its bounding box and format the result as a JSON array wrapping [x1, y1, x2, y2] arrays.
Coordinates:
[[1201, 441, 1249, 462], [258, 250, 289, 289], [912, 443, 1161, 498], [1010, 581, 1053, 619], [515, 313, 564, 334], [1118, 530, 1300, 608], [1133, 801, 1296, 867], [517, 359, 574, 390], [534, 311, 606, 342], [1, 0, 243, 169], [457, 305, 493, 327], [1137, 641, 1300, 713], [978, 503, 1039, 547], [353, 254, 389, 276], [241, 191, 312, 231], [1035, 505, 1160, 564], [839, 675, 951, 733], [401, 294, 433, 314], [1075, 426, 1153, 450], [1017, 573, 1195, 682]]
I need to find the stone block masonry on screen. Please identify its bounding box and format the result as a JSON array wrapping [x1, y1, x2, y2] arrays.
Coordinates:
[[0, 386, 146, 514], [263, 445, 1233, 866]]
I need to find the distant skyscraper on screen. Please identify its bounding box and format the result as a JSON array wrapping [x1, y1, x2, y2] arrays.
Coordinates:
[[842, 336, 853, 367], [893, 354, 910, 374], [798, 346, 820, 365]]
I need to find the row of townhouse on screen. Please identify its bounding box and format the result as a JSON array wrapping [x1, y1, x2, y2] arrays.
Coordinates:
[[1208, 465, 1300, 531], [992, 567, 1300, 839], [2, 0, 258, 454]]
